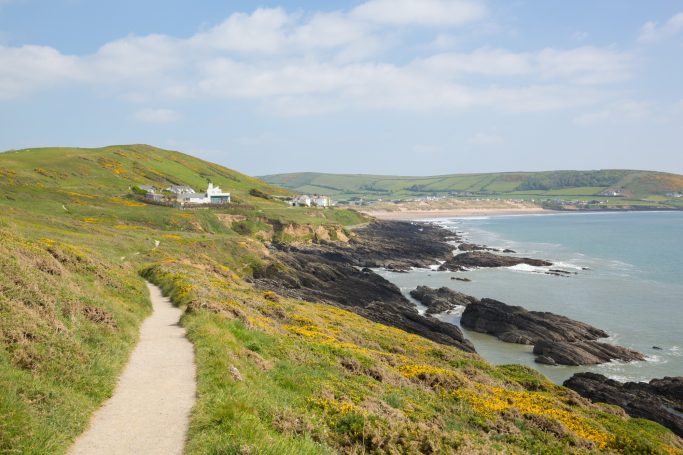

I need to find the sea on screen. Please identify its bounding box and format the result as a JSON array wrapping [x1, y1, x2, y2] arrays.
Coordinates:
[[376, 211, 683, 384]]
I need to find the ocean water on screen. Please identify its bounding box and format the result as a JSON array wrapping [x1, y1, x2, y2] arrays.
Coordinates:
[[376, 211, 683, 384]]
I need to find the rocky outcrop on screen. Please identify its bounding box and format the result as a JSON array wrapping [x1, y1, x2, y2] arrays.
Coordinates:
[[533, 340, 645, 366], [460, 299, 607, 344], [460, 298, 643, 365], [440, 251, 552, 271], [253, 227, 476, 353], [409, 286, 479, 314], [564, 373, 683, 437], [287, 221, 457, 270], [458, 243, 498, 252]]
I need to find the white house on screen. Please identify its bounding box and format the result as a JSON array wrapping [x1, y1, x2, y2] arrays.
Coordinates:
[[166, 185, 196, 195], [177, 183, 231, 205], [291, 195, 312, 207], [312, 195, 331, 207]]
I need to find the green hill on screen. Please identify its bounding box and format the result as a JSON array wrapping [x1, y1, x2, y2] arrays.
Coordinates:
[[1, 146, 681, 454], [261, 170, 683, 205]]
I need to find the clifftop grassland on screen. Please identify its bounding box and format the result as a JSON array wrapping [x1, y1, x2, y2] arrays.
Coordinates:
[[1, 145, 681, 454]]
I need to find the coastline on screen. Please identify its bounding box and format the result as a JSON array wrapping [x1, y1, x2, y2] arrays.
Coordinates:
[[361, 207, 549, 220]]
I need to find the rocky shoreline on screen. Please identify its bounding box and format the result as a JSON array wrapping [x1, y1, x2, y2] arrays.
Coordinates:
[[564, 373, 683, 437], [252, 221, 475, 352], [253, 219, 678, 435]]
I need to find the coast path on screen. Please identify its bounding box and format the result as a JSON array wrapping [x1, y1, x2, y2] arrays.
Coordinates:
[[68, 282, 196, 455]]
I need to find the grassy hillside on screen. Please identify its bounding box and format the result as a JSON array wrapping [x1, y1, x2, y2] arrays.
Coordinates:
[[261, 170, 683, 206], [1, 145, 681, 454]]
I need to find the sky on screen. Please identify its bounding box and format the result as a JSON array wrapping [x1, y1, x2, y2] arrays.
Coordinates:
[[0, 1, 682, 176]]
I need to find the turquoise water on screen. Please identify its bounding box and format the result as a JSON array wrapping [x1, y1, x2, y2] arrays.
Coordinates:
[[377, 211, 683, 384]]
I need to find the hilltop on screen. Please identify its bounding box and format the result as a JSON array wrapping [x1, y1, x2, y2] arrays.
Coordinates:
[[1, 146, 681, 454], [261, 170, 683, 209]]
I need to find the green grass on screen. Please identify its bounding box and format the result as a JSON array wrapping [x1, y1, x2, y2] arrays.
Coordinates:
[[261, 170, 683, 205], [1, 145, 681, 454]]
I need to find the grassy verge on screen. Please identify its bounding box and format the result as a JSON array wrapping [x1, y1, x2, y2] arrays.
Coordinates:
[[0, 229, 149, 454], [142, 261, 683, 454]]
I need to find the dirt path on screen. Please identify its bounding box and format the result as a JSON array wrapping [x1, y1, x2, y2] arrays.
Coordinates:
[[69, 282, 196, 455]]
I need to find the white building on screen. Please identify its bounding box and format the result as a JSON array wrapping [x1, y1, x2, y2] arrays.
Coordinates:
[[177, 183, 231, 205], [312, 195, 331, 207], [291, 195, 312, 207]]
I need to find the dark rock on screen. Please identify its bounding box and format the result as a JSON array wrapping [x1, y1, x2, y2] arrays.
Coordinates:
[[533, 340, 645, 366], [460, 298, 608, 345], [653, 346, 663, 350], [451, 277, 471, 282], [535, 355, 557, 365], [409, 286, 479, 315], [385, 263, 411, 273], [441, 251, 552, 271], [503, 249, 517, 253], [458, 243, 499, 252], [564, 372, 683, 437], [253, 222, 476, 353]]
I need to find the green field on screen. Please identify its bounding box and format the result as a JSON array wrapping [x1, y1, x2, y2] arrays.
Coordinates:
[[1, 145, 681, 454], [261, 170, 683, 207]]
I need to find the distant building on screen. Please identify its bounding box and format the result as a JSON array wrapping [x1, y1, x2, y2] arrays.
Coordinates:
[[176, 183, 230, 205], [665, 192, 682, 198], [138, 185, 158, 193], [166, 185, 196, 195], [312, 195, 331, 207], [291, 195, 312, 207], [599, 190, 624, 197]]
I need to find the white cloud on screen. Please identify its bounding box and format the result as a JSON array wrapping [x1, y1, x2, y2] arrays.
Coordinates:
[[537, 46, 631, 85], [467, 132, 503, 146], [0, 4, 631, 116], [0, 45, 82, 99], [133, 108, 180, 124], [352, 0, 487, 26], [415, 48, 533, 77], [573, 100, 651, 125], [639, 12, 683, 42]]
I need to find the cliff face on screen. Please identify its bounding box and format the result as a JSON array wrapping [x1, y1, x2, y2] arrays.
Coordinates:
[[565, 373, 683, 438]]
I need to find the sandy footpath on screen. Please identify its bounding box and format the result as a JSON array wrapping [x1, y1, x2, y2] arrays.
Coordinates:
[[68, 282, 196, 455], [362, 207, 548, 220]]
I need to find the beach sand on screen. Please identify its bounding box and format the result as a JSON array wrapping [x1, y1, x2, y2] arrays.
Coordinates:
[[361, 207, 549, 220]]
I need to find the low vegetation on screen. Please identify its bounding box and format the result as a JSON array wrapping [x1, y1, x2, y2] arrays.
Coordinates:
[[1, 145, 681, 454], [261, 170, 683, 206]]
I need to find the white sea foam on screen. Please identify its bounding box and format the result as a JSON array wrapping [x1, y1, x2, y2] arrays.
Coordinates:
[[508, 264, 547, 273]]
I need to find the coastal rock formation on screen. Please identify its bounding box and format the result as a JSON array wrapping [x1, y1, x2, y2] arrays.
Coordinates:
[[253, 223, 476, 353], [458, 243, 499, 252], [533, 340, 645, 366], [564, 372, 683, 437], [293, 221, 458, 270], [409, 286, 479, 314], [440, 251, 552, 271], [460, 299, 608, 344]]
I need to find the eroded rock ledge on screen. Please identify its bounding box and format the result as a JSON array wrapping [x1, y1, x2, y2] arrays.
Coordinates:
[[252, 221, 476, 353], [564, 373, 683, 437], [460, 299, 608, 344], [459, 298, 643, 365], [409, 285, 479, 314], [440, 251, 552, 271]]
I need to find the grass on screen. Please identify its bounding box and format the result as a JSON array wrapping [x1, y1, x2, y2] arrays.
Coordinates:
[[1, 145, 681, 454], [261, 170, 683, 205], [142, 261, 683, 454]]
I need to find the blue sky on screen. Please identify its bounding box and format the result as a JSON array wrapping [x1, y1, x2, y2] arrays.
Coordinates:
[[1, 1, 682, 176]]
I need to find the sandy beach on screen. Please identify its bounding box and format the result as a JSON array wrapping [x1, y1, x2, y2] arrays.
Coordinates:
[[362, 207, 549, 220]]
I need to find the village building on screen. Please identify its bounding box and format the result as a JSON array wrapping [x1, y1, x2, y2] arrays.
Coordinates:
[[312, 195, 331, 207], [291, 195, 312, 207], [166, 185, 196, 196], [177, 183, 231, 205]]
